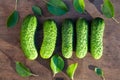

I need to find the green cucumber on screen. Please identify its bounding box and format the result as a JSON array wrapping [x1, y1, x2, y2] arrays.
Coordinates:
[[40, 20, 57, 59], [76, 18, 88, 58], [20, 15, 38, 60], [91, 17, 105, 59], [62, 19, 73, 58]]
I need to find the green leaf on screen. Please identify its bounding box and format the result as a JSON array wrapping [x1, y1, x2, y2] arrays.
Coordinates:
[[7, 10, 19, 27], [50, 55, 64, 76], [101, 0, 115, 18], [66, 63, 78, 80], [73, 0, 85, 13], [94, 67, 105, 80], [47, 0, 69, 16], [32, 5, 42, 16], [15, 61, 38, 77], [95, 67, 104, 77]]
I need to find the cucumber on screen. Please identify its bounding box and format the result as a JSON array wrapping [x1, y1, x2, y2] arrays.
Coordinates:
[[40, 20, 57, 59], [20, 15, 38, 60], [91, 17, 105, 59], [62, 19, 73, 58], [76, 18, 88, 58]]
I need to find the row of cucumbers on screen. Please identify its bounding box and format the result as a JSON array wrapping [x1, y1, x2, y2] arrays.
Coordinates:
[[20, 15, 105, 60], [20, 15, 105, 79]]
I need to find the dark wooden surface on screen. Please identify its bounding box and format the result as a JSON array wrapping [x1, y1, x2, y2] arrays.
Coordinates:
[[0, 0, 120, 80]]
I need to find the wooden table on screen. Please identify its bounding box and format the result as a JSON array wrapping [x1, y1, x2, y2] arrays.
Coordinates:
[[0, 0, 120, 80]]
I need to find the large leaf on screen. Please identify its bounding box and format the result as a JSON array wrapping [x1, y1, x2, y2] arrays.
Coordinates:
[[7, 10, 19, 27], [47, 0, 69, 16], [101, 0, 115, 18], [73, 0, 85, 13], [66, 63, 78, 80], [32, 5, 42, 16], [16, 62, 38, 77], [50, 55, 64, 76]]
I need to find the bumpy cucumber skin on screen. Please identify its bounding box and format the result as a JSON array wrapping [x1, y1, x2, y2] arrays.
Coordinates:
[[91, 17, 105, 59], [40, 20, 57, 59], [20, 15, 38, 60], [62, 19, 73, 58], [76, 18, 88, 58]]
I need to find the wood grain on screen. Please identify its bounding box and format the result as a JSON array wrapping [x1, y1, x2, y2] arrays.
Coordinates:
[[0, 0, 120, 80]]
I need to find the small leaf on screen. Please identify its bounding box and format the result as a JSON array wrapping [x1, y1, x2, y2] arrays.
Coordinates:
[[95, 67, 104, 77], [7, 10, 19, 27], [50, 55, 64, 76], [66, 63, 78, 80], [73, 0, 85, 13], [47, 0, 69, 16], [32, 5, 42, 16], [16, 61, 38, 77], [101, 0, 114, 18]]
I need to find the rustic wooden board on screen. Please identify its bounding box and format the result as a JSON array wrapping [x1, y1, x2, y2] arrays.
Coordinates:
[[0, 0, 120, 80]]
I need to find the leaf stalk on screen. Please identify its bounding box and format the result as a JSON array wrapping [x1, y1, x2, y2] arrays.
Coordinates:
[[112, 17, 119, 23], [15, 0, 18, 10]]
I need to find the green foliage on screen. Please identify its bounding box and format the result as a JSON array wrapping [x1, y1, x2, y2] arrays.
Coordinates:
[[32, 5, 42, 16], [7, 10, 19, 27], [50, 55, 64, 76], [47, 0, 69, 16], [16, 62, 38, 77], [73, 0, 85, 13], [66, 63, 78, 80], [101, 0, 114, 18], [95, 67, 105, 80]]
